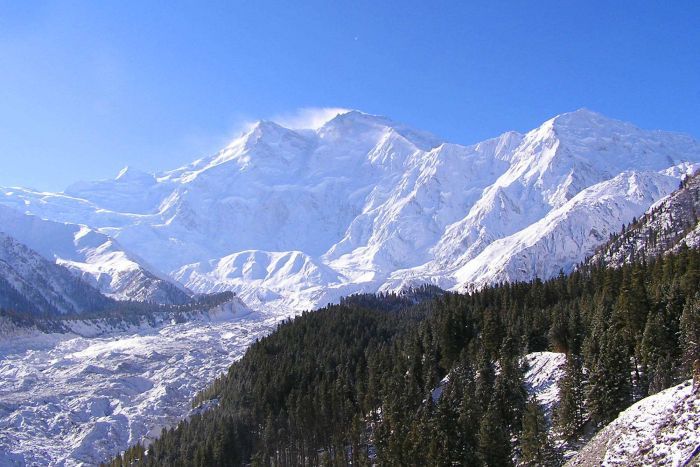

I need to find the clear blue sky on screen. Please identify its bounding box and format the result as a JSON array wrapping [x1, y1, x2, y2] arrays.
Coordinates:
[[1, 1, 699, 191]]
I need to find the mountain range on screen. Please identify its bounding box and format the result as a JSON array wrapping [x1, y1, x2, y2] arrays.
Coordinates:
[[1, 109, 698, 313]]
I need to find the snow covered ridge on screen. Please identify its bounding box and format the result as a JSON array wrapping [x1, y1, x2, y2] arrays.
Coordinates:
[[0, 231, 113, 315], [1, 109, 699, 310], [590, 167, 700, 267], [566, 379, 700, 466], [0, 205, 191, 305]]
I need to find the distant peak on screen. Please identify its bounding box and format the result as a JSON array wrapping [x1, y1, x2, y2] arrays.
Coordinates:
[[255, 119, 284, 129], [243, 119, 311, 144], [318, 109, 442, 150], [270, 107, 352, 130]]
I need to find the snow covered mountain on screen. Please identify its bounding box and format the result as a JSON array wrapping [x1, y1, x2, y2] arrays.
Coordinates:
[[0, 232, 112, 315], [0, 205, 191, 304], [1, 109, 698, 310]]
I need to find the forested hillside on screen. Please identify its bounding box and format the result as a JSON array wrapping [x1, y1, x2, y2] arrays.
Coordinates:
[[108, 245, 700, 466]]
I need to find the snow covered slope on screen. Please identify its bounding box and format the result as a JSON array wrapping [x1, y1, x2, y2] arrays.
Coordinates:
[[0, 232, 112, 315], [0, 205, 191, 304], [443, 170, 683, 290], [524, 352, 566, 419], [1, 109, 698, 310], [566, 379, 700, 466], [590, 166, 700, 267]]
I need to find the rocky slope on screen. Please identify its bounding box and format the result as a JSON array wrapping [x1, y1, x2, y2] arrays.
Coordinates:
[[0, 205, 191, 304], [567, 379, 700, 466]]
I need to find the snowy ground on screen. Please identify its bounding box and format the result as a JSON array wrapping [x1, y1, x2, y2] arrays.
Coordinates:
[[567, 379, 700, 466], [523, 351, 567, 419], [0, 307, 295, 466]]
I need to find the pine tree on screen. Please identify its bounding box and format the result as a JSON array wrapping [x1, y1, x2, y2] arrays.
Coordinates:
[[555, 353, 585, 440], [493, 337, 527, 431], [587, 327, 632, 426], [521, 394, 558, 466], [478, 400, 512, 467]]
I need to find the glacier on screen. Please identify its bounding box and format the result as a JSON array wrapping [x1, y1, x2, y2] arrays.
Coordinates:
[[0, 299, 293, 466]]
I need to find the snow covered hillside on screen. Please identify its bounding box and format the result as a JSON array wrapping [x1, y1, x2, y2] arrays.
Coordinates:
[[0, 298, 293, 466], [524, 352, 567, 419], [567, 379, 700, 466], [1, 109, 698, 311]]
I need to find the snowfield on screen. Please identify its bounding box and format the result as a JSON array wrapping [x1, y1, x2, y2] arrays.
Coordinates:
[[0, 304, 294, 466]]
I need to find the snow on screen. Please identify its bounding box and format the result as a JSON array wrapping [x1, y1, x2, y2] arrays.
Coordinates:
[[430, 352, 566, 412], [449, 170, 680, 289], [2, 109, 697, 313], [567, 380, 700, 466], [0, 300, 294, 466], [523, 352, 566, 418], [0, 205, 189, 304]]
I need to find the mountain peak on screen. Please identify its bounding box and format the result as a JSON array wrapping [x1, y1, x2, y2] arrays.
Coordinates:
[[320, 109, 391, 130], [548, 108, 633, 133], [319, 110, 442, 151], [250, 119, 287, 132]]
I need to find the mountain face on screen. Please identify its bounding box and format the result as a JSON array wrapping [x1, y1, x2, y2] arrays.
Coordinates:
[[590, 169, 700, 267], [0, 232, 113, 315], [1, 109, 698, 310], [0, 205, 191, 304]]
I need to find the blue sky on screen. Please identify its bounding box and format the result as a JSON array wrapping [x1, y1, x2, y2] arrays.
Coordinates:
[[1, 1, 699, 191]]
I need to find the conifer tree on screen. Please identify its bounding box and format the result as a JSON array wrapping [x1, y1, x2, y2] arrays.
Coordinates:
[[521, 394, 558, 466], [587, 327, 632, 425], [478, 400, 512, 467], [555, 353, 585, 440]]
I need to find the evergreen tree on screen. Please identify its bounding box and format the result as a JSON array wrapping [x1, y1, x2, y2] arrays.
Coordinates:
[[521, 394, 559, 466], [478, 400, 512, 467], [555, 353, 585, 440], [587, 327, 632, 426]]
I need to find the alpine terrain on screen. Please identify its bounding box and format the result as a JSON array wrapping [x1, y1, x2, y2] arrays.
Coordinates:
[[1, 109, 699, 466], [1, 109, 698, 311]]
